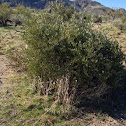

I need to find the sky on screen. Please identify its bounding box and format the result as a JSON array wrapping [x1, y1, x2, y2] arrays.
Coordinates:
[[70, 0, 126, 10], [93, 0, 126, 9]]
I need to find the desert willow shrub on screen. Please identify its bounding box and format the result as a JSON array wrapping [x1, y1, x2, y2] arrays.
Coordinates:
[[22, 5, 125, 103]]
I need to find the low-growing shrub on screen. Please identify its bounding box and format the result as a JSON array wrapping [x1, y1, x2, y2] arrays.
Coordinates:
[[121, 14, 126, 31], [113, 18, 126, 31], [22, 3, 125, 104], [0, 3, 12, 26], [94, 15, 102, 23], [11, 14, 23, 26], [11, 5, 32, 26], [113, 19, 123, 30]]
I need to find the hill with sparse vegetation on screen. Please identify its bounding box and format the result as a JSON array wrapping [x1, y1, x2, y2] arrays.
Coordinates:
[[1, 0, 126, 15]]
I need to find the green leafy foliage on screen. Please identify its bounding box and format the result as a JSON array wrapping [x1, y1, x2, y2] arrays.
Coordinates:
[[22, 3, 125, 101], [0, 3, 12, 26], [93, 15, 102, 23], [121, 14, 126, 31], [106, 9, 124, 20], [11, 5, 32, 26]]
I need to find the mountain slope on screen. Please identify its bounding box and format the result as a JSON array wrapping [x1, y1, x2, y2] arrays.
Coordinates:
[[2, 0, 125, 14], [70, 0, 110, 14]]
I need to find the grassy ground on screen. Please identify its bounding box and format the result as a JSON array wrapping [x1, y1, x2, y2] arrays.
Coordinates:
[[0, 23, 126, 126]]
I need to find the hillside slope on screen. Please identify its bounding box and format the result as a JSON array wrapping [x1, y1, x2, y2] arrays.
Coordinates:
[[2, 0, 120, 15]]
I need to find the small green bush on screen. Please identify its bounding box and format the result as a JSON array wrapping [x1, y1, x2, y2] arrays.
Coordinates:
[[11, 5, 32, 26], [121, 14, 126, 31], [0, 3, 12, 26], [122, 14, 126, 23], [113, 19, 123, 30], [113, 17, 126, 31], [94, 15, 102, 23], [22, 3, 125, 102]]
